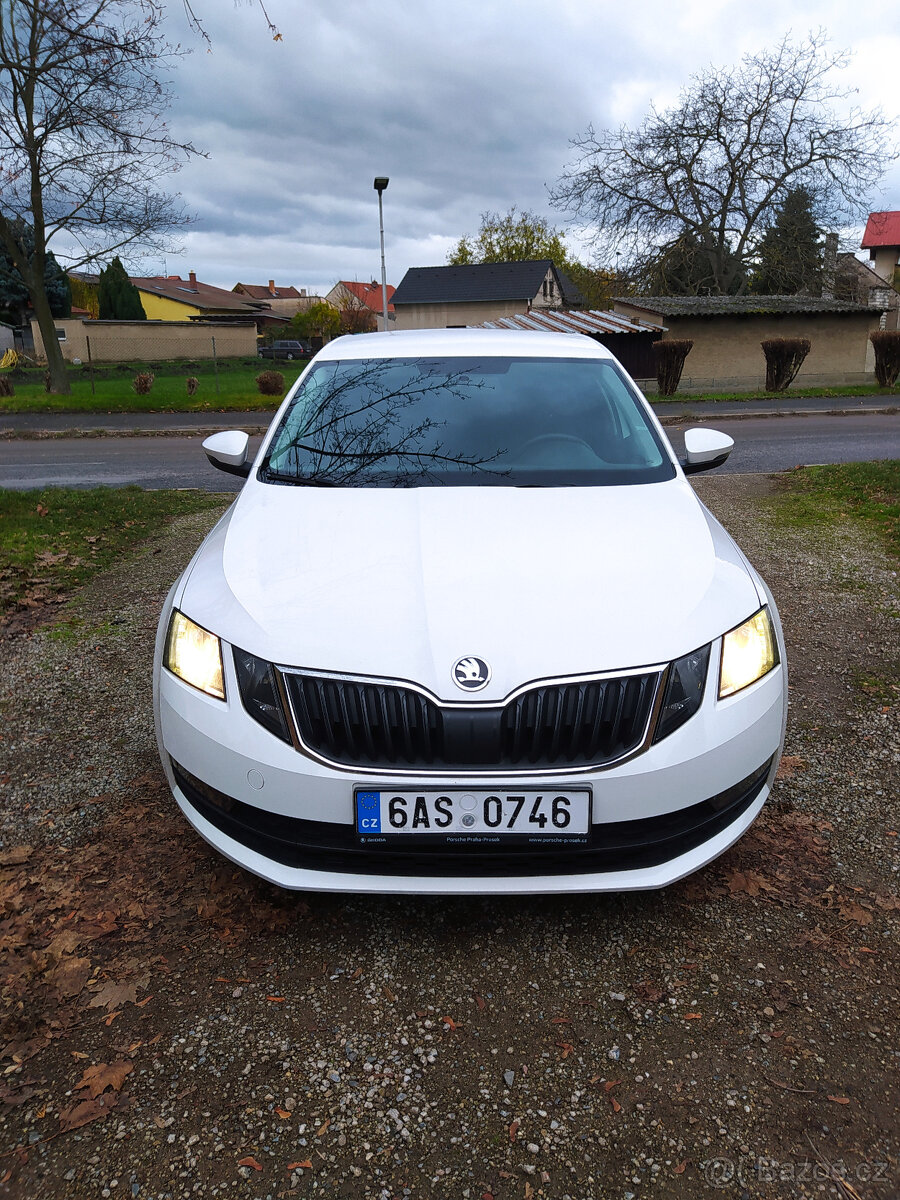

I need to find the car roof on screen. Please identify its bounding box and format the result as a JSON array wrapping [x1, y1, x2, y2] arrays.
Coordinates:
[[316, 327, 614, 361]]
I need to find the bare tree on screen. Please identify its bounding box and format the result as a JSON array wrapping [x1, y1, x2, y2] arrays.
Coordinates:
[[551, 33, 893, 296], [182, 0, 280, 44], [0, 0, 200, 391]]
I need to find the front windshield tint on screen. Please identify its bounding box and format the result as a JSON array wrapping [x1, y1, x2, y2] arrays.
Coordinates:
[[260, 356, 676, 488]]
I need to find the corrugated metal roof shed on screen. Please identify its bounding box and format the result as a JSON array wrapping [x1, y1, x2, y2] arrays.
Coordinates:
[[474, 308, 666, 335]]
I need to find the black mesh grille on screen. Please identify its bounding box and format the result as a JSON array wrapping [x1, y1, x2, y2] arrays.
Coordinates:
[[283, 672, 660, 770]]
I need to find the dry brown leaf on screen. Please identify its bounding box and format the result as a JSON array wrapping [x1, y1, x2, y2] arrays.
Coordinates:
[[673, 1160, 687, 1175], [475, 993, 486, 1011], [58, 1098, 108, 1132], [837, 899, 873, 926], [524, 1183, 534, 1200], [74, 1060, 133, 1099], [316, 1118, 330, 1138], [604, 1080, 621, 1092], [551, 1017, 571, 1024], [275, 1108, 292, 1119], [383, 986, 396, 1002], [776, 755, 806, 779], [238, 1156, 263, 1170], [684, 1013, 702, 1020], [287, 1160, 313, 1170], [47, 956, 91, 999], [442, 1016, 457, 1030], [46, 930, 83, 957], [0, 846, 33, 866], [610, 1095, 622, 1113], [556, 1041, 574, 1058], [266, 995, 285, 1003], [827, 1095, 850, 1104], [508, 1120, 519, 1141], [88, 981, 137, 1011]]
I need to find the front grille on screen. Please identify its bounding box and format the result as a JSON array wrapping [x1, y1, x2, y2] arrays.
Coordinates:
[[282, 671, 661, 771], [171, 757, 773, 878]]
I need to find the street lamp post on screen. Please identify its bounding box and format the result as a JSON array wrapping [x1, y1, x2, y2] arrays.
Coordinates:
[[373, 177, 389, 333]]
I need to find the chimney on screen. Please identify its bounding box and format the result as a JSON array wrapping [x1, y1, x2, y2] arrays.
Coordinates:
[[188, 271, 197, 290], [821, 232, 838, 299], [268, 279, 276, 295]]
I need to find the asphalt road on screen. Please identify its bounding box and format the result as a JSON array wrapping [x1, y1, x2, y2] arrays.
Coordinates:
[[1, 413, 899, 490]]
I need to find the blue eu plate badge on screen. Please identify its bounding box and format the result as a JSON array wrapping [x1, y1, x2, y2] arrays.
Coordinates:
[[356, 791, 381, 834]]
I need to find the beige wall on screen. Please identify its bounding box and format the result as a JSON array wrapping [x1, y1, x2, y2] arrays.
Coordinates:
[[612, 305, 882, 390], [30, 318, 258, 363], [393, 299, 532, 329], [870, 247, 900, 284]]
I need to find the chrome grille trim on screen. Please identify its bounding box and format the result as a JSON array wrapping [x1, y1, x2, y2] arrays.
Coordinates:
[[279, 664, 667, 776]]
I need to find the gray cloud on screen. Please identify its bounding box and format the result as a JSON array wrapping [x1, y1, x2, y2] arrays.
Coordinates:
[[121, 0, 900, 291]]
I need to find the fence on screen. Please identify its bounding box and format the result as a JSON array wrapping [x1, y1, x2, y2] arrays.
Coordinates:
[[28, 318, 258, 364]]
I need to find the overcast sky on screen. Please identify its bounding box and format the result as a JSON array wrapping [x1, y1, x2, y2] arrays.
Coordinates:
[[127, 0, 900, 293]]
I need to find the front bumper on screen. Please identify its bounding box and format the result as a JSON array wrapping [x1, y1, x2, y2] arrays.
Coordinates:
[[154, 617, 787, 894]]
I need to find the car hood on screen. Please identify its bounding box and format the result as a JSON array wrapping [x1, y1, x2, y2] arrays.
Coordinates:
[[178, 478, 762, 702]]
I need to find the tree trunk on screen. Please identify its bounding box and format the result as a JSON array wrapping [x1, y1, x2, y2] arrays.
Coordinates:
[[28, 282, 70, 394]]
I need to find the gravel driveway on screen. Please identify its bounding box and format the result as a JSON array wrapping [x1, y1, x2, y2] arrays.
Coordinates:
[[1, 474, 898, 1199]]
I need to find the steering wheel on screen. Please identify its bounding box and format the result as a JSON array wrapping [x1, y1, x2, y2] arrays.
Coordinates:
[[512, 434, 599, 465]]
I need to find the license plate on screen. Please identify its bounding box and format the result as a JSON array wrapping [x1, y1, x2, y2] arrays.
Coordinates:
[[355, 789, 590, 846]]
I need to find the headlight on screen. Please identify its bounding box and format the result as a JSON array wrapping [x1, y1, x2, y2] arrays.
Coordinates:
[[653, 643, 710, 743], [719, 607, 778, 698], [233, 646, 291, 743], [164, 611, 225, 699]]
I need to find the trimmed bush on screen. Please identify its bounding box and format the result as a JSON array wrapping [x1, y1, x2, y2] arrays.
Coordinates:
[[0, 376, 14, 397], [761, 337, 810, 392], [132, 372, 154, 395], [186, 376, 200, 396], [652, 339, 694, 396], [870, 330, 900, 388], [256, 369, 285, 396]]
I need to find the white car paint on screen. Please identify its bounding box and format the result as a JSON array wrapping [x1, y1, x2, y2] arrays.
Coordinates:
[[154, 328, 788, 893]]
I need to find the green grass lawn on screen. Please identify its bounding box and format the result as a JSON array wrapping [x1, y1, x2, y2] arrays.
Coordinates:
[[0, 357, 307, 413], [652, 383, 900, 405], [772, 460, 900, 560], [0, 486, 226, 621]]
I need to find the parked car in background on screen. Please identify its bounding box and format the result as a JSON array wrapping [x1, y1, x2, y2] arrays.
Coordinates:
[[258, 339, 311, 360], [155, 328, 787, 895]]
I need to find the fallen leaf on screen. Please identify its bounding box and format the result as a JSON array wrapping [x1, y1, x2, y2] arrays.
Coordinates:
[[837, 899, 873, 925], [89, 982, 137, 1011], [508, 1120, 519, 1141], [776, 755, 806, 779], [351, 968, 363, 979], [74, 1060, 133, 1099], [673, 1159, 687, 1174], [287, 1160, 313, 1170], [238, 1156, 263, 1170], [604, 1080, 621, 1092], [104, 1011, 122, 1027], [316, 1118, 330, 1138], [475, 993, 486, 1011], [266, 996, 285, 1003], [383, 987, 396, 1002], [524, 1182, 534, 1199], [684, 1013, 702, 1020], [442, 1016, 457, 1030], [556, 1041, 574, 1059], [827, 1095, 850, 1105], [58, 1095, 119, 1132], [0, 846, 33, 866], [551, 1017, 571, 1024], [610, 1095, 622, 1113], [275, 1108, 292, 1119]]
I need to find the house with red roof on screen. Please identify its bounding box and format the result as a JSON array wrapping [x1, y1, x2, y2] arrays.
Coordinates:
[[232, 281, 322, 318], [861, 212, 900, 286], [325, 280, 396, 327]]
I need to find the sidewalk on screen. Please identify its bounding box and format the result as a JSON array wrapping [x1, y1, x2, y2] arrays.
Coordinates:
[[1, 393, 898, 436]]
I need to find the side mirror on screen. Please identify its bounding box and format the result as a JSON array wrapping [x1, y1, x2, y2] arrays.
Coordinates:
[[682, 427, 734, 475], [203, 430, 251, 478]]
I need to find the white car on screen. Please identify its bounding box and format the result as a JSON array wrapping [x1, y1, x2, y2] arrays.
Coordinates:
[[153, 329, 787, 894]]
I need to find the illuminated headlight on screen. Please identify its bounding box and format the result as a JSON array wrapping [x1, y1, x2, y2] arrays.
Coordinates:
[[719, 607, 778, 698], [164, 611, 225, 699]]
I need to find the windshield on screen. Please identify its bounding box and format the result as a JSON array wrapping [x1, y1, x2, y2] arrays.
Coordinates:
[[260, 356, 676, 487]]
